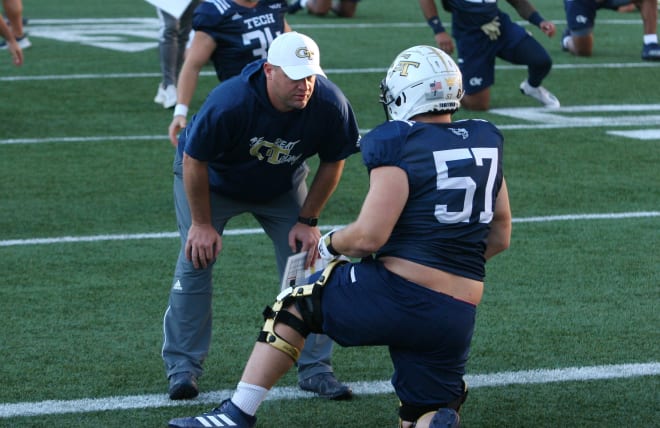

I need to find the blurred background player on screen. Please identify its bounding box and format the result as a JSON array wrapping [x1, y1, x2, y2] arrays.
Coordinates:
[[419, 0, 560, 110], [168, 44, 511, 428], [288, 0, 360, 17], [0, 6, 22, 65], [561, 0, 660, 61], [0, 0, 29, 50], [168, 0, 291, 145], [162, 31, 359, 402], [154, 1, 201, 109]]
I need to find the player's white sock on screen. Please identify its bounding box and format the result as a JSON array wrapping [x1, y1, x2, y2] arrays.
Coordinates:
[[231, 381, 269, 416], [643, 34, 658, 45]]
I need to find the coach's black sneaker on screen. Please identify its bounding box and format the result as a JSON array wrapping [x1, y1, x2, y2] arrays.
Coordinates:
[[429, 408, 460, 428], [168, 372, 199, 400], [299, 372, 353, 400], [169, 399, 256, 428], [642, 42, 660, 61]]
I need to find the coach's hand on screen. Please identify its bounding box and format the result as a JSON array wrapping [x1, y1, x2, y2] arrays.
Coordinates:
[[185, 223, 222, 269], [289, 222, 321, 269]]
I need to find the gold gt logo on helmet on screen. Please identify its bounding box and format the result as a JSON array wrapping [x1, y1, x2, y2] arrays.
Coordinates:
[[393, 61, 420, 77], [295, 47, 314, 60]]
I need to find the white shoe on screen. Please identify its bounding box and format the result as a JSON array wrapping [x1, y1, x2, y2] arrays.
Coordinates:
[[162, 84, 177, 109], [0, 34, 31, 50], [153, 84, 166, 105], [519, 80, 560, 108], [16, 34, 31, 49]]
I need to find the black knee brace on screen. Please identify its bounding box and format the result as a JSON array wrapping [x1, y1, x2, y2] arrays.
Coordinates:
[[256, 259, 347, 361]]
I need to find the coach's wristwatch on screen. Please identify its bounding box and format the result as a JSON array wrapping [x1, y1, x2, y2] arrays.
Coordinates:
[[297, 216, 319, 226]]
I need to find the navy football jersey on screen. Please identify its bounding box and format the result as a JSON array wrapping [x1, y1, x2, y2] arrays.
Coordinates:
[[193, 0, 288, 81], [178, 59, 360, 203], [361, 119, 504, 281], [445, 0, 501, 35]]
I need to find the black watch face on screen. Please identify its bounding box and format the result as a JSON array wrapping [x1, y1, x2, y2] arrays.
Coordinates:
[[299, 217, 317, 226]]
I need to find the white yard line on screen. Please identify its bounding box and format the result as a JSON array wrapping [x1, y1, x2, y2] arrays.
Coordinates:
[[1, 61, 658, 82], [2, 102, 660, 145], [0, 362, 657, 418], [0, 211, 658, 248]]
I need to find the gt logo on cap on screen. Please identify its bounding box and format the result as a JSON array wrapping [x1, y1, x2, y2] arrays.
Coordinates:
[[295, 47, 314, 61]]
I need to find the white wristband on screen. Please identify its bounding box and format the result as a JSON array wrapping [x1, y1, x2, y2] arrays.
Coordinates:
[[318, 229, 340, 261], [173, 104, 189, 118]]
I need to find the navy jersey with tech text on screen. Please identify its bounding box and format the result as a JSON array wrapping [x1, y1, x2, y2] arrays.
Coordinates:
[[178, 59, 360, 203], [361, 119, 504, 281], [445, 0, 500, 35], [193, 0, 288, 81]]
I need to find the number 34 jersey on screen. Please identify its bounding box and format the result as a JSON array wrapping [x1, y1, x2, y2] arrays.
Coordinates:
[[193, 0, 288, 81], [361, 119, 504, 281]]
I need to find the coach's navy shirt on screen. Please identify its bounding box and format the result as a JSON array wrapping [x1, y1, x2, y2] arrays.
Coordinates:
[[178, 59, 360, 203]]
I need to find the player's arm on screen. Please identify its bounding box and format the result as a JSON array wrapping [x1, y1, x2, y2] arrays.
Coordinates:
[[283, 18, 292, 33], [0, 17, 22, 66], [418, 0, 454, 54], [168, 31, 217, 146], [289, 160, 345, 267], [506, 0, 556, 36], [330, 166, 408, 258], [484, 178, 511, 260], [182, 152, 222, 268]]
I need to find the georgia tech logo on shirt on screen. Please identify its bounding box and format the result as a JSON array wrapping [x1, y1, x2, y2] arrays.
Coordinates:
[[296, 47, 314, 61], [249, 137, 302, 165]]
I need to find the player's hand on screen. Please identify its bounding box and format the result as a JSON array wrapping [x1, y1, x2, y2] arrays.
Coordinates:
[[481, 16, 501, 41], [185, 223, 222, 269], [169, 115, 187, 147], [539, 20, 556, 37], [318, 229, 340, 262], [434, 32, 454, 55], [6, 40, 23, 66], [288, 222, 321, 269]]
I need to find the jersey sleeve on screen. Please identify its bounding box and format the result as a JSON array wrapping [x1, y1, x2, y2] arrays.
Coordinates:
[[192, 1, 230, 39], [360, 121, 412, 171], [314, 79, 361, 162], [182, 86, 239, 161]]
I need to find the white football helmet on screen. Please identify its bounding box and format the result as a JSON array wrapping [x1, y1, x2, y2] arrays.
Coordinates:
[[380, 45, 463, 121]]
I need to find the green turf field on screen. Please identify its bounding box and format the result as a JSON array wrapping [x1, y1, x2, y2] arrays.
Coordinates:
[[1, 0, 658, 427]]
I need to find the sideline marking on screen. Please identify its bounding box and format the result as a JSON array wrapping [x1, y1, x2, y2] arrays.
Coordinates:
[[0, 362, 657, 418], [0, 212, 658, 247], [17, 18, 648, 53], [2, 103, 660, 145], [489, 104, 660, 128], [607, 129, 660, 140], [0, 135, 165, 145], [2, 61, 658, 82]]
